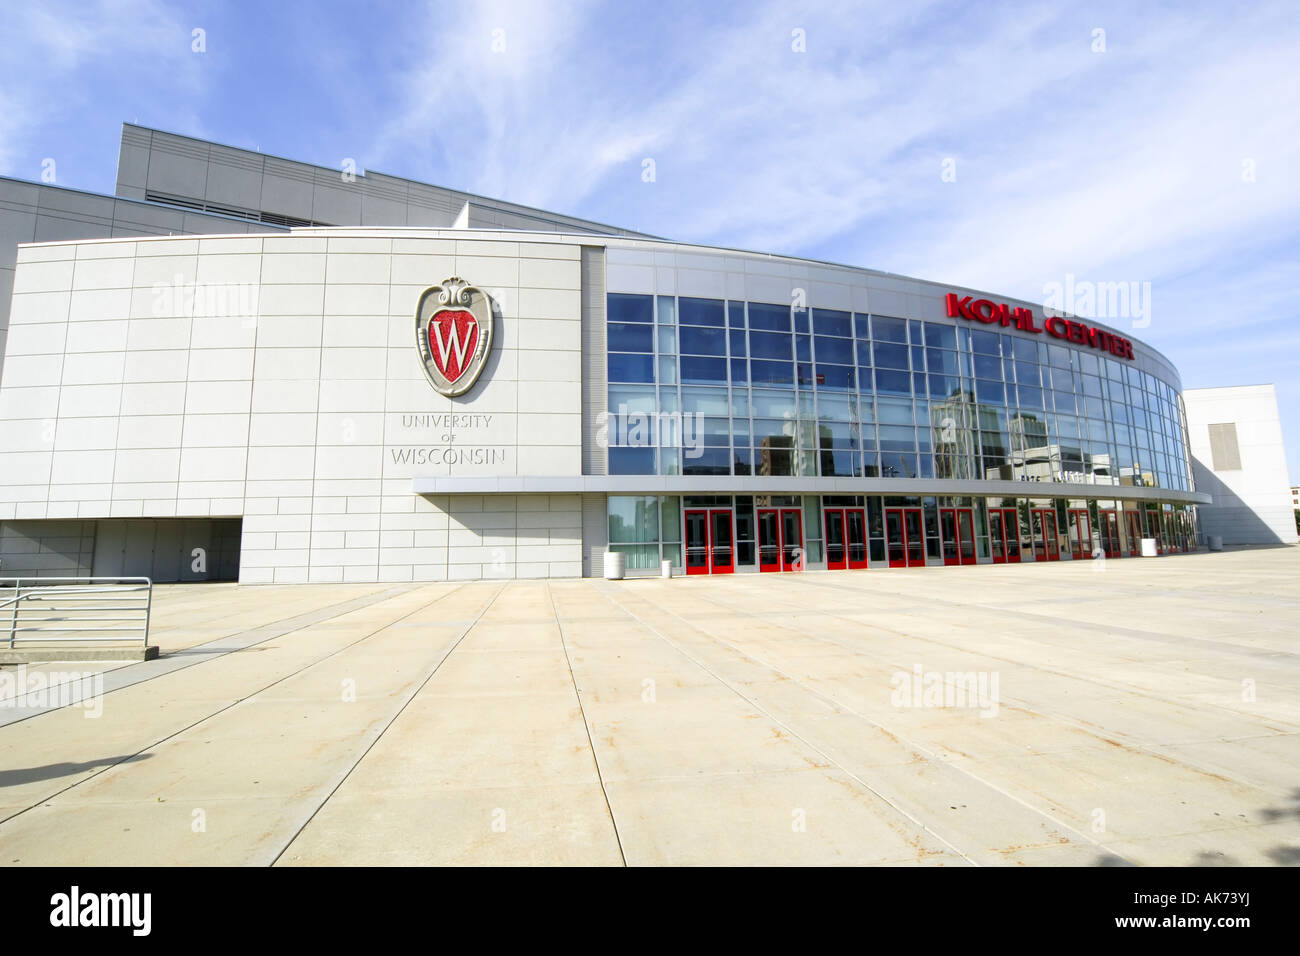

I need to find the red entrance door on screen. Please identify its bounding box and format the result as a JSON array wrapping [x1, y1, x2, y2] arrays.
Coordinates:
[[1030, 508, 1060, 561], [824, 507, 867, 570], [988, 507, 1021, 564], [1068, 508, 1093, 559], [885, 508, 925, 568], [758, 507, 803, 572], [1124, 511, 1141, 557], [939, 507, 977, 566], [1099, 510, 1120, 558], [684, 508, 735, 575]]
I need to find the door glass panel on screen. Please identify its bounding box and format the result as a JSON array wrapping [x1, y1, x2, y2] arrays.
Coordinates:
[[958, 510, 975, 561], [826, 509, 845, 567], [781, 509, 802, 569], [847, 510, 867, 565], [905, 510, 925, 565], [686, 511, 708, 571], [886, 511, 904, 564], [940, 510, 957, 562], [711, 510, 733, 570]]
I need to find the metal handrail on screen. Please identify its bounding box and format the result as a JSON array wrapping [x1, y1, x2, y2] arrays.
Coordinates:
[[2, 577, 153, 649]]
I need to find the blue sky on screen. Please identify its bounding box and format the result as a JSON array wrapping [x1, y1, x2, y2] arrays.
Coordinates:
[[3, 0, 1298, 480]]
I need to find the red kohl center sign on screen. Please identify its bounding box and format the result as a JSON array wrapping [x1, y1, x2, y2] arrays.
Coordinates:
[[944, 293, 1135, 360]]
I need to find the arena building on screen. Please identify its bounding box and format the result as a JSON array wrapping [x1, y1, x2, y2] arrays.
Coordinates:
[[0, 126, 1209, 582]]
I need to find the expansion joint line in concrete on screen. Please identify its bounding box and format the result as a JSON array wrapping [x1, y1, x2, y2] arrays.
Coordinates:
[[0, 584, 471, 832], [547, 583, 629, 867], [622, 582, 1134, 866], [0, 583, 423, 729], [268, 582, 509, 867]]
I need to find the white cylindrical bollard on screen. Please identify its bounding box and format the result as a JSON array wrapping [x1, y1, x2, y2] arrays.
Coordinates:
[[603, 550, 626, 580], [1208, 535, 1223, 551], [660, 559, 672, 578], [1140, 537, 1158, 557]]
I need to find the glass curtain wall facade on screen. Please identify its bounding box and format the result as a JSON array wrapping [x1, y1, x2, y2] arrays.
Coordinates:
[[605, 293, 1199, 572], [606, 293, 1193, 489]]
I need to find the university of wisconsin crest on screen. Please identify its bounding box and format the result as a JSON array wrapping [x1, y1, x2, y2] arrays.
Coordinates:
[[414, 277, 494, 397]]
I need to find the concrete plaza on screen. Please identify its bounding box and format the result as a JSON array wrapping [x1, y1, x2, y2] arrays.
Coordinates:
[[1, 546, 1298, 866]]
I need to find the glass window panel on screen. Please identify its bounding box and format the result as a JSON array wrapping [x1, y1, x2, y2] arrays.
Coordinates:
[[658, 388, 679, 413], [749, 331, 792, 360], [795, 335, 812, 362], [877, 399, 915, 425], [607, 385, 656, 415], [678, 325, 726, 356], [815, 364, 854, 390], [872, 315, 908, 343], [656, 296, 676, 324], [854, 313, 871, 339], [608, 293, 653, 323], [751, 390, 796, 418], [929, 374, 964, 400], [660, 495, 681, 541], [751, 360, 794, 386], [875, 368, 912, 395], [754, 443, 795, 476], [973, 353, 1002, 379], [817, 395, 852, 421], [793, 309, 810, 334], [679, 356, 727, 385], [748, 302, 791, 332], [1017, 385, 1044, 409], [683, 447, 731, 475], [658, 355, 678, 384], [924, 324, 957, 349], [753, 418, 795, 444], [1048, 344, 1071, 368], [700, 416, 731, 445], [975, 380, 1006, 405], [730, 358, 748, 384], [971, 330, 1001, 355], [656, 324, 676, 354], [680, 386, 730, 416], [814, 335, 853, 363], [813, 308, 852, 337], [1011, 337, 1037, 362], [609, 447, 655, 474], [728, 329, 747, 356], [678, 297, 724, 326], [927, 349, 961, 376], [873, 342, 910, 369], [608, 322, 653, 352], [608, 496, 659, 543], [607, 353, 655, 383], [880, 451, 918, 478], [727, 302, 744, 328]]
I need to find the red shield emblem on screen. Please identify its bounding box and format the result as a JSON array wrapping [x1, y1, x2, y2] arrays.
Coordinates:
[[415, 278, 494, 397], [427, 309, 479, 385]]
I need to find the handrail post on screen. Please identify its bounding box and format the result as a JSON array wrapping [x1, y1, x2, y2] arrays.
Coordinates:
[[8, 578, 18, 649], [144, 578, 153, 647]]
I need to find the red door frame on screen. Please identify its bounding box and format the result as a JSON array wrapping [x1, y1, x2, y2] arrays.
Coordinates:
[[885, 507, 925, 568], [845, 508, 868, 570], [1068, 508, 1093, 559], [1124, 511, 1141, 557], [1030, 508, 1060, 561], [989, 507, 1021, 564], [1099, 510, 1120, 558], [684, 508, 735, 575], [939, 507, 978, 566], [823, 507, 867, 570], [758, 507, 802, 572]]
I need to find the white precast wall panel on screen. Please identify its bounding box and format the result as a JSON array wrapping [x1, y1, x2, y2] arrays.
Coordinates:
[[0, 232, 587, 582], [1183, 385, 1297, 545]]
